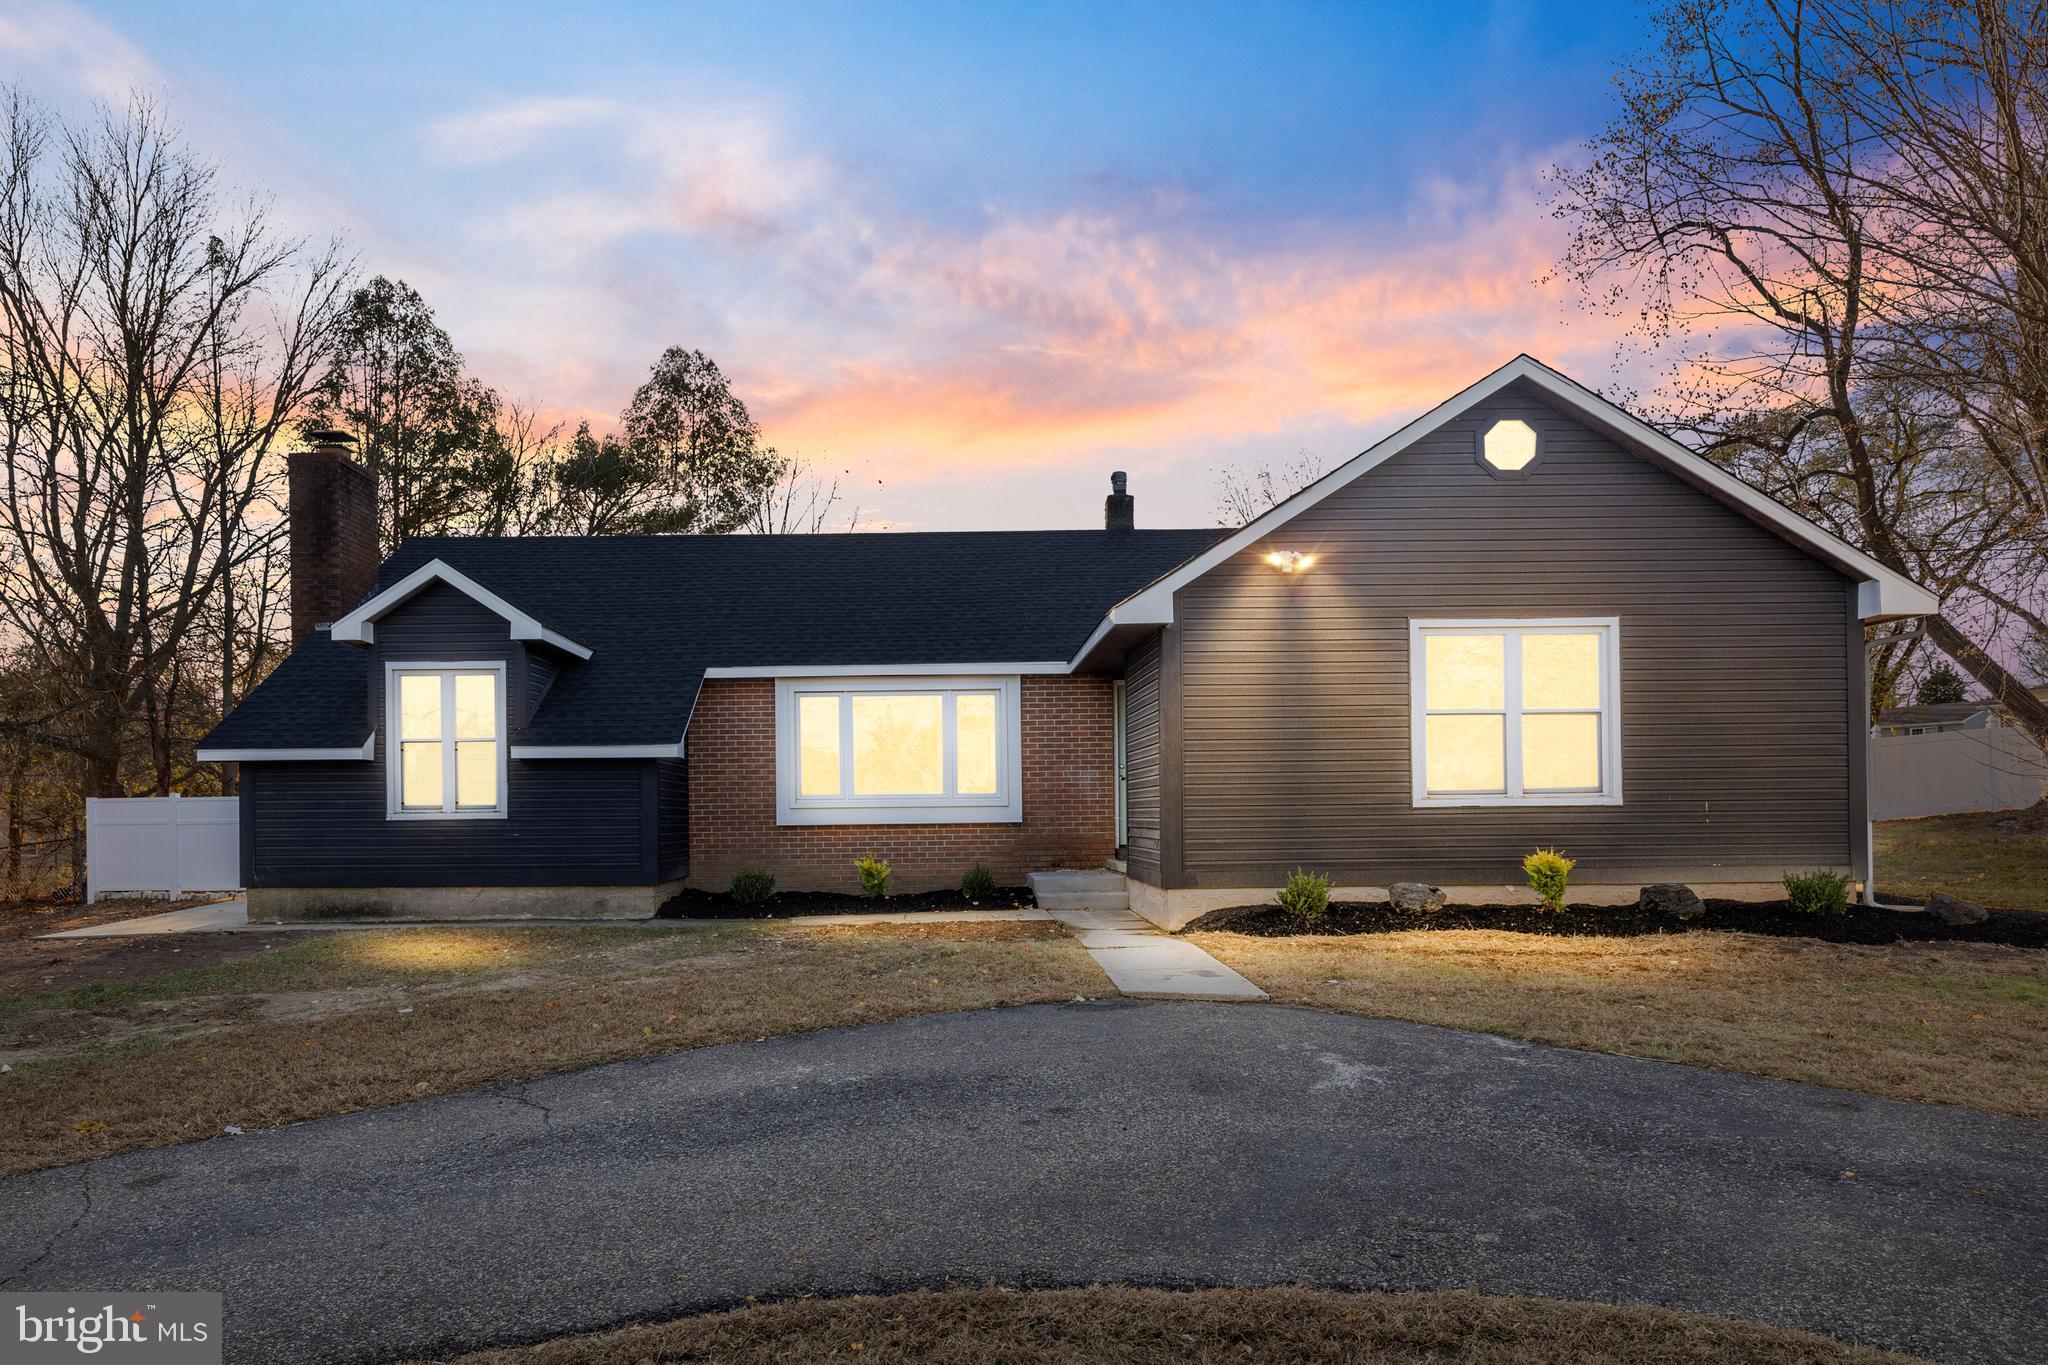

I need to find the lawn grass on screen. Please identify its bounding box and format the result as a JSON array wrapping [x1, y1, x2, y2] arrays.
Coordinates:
[[1876, 812, 2048, 912], [0, 921, 1106, 1179], [1193, 927, 2048, 1119], [435, 1285, 1919, 1364], [0, 923, 678, 1018]]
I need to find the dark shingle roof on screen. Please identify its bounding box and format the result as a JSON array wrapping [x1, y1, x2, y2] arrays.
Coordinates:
[[203, 529, 1224, 750]]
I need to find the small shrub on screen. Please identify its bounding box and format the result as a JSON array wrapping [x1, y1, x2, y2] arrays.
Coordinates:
[[1784, 868, 1852, 916], [961, 865, 998, 901], [728, 869, 776, 905], [1523, 847, 1576, 912], [853, 855, 892, 899], [1276, 867, 1332, 924]]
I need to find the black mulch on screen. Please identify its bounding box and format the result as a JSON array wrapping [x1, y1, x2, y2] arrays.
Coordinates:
[[1183, 897, 2048, 948], [658, 885, 1037, 920]]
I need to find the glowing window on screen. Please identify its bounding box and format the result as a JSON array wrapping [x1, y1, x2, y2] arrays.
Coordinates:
[[389, 666, 504, 818], [1482, 419, 1539, 473], [1411, 621, 1618, 805], [780, 679, 1021, 825]]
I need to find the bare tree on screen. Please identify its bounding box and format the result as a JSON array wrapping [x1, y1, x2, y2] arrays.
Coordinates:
[[1551, 0, 2048, 803], [463, 400, 563, 537], [746, 454, 865, 533], [0, 92, 347, 798], [1213, 451, 1326, 527]]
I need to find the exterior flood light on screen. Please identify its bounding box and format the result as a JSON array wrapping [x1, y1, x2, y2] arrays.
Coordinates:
[[1266, 550, 1315, 574]]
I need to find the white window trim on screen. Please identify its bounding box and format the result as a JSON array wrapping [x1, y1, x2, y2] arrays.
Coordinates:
[[774, 676, 1023, 826], [1408, 618, 1622, 808], [384, 661, 509, 821]]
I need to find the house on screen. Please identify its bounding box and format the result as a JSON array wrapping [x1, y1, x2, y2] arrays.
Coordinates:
[[1874, 688, 2048, 737], [198, 355, 1940, 928]]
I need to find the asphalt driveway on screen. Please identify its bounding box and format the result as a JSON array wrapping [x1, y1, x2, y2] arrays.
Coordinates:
[[4, 1000, 2043, 1364]]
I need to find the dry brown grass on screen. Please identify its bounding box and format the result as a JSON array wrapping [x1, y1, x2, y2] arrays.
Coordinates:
[[1876, 812, 2048, 912], [433, 1285, 1919, 1364], [0, 921, 1105, 1179], [1195, 927, 2048, 1117]]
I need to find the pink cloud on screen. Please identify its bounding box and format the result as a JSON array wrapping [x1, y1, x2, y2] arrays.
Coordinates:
[[736, 175, 1634, 476], [419, 93, 1644, 523]]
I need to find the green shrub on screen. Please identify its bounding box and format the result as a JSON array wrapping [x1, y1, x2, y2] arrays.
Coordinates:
[[728, 869, 776, 905], [853, 855, 892, 899], [1783, 868, 1852, 916], [961, 865, 998, 901], [1276, 867, 1332, 924], [1523, 847, 1576, 912]]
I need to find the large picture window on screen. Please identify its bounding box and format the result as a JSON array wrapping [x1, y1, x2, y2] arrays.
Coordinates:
[[1409, 620, 1620, 806], [776, 677, 1022, 825], [386, 664, 507, 819]]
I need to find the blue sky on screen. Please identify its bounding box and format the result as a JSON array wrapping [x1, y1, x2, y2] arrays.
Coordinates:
[[5, 1, 1659, 529]]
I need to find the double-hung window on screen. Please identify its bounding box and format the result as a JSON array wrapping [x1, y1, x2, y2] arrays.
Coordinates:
[[387, 664, 507, 819], [776, 677, 1022, 825], [1410, 620, 1620, 806]]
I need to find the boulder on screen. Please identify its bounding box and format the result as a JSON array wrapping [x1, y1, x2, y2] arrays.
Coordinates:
[[1639, 883, 1706, 921], [1923, 890, 1989, 926], [1389, 882, 1447, 914]]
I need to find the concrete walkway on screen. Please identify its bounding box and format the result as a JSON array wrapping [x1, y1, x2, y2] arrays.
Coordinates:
[[1047, 905, 1266, 999], [40, 899, 250, 937], [4, 1002, 2041, 1365]]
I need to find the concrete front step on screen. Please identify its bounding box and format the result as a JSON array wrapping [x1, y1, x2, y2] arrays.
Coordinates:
[[1033, 891, 1130, 912], [1028, 868, 1129, 912]]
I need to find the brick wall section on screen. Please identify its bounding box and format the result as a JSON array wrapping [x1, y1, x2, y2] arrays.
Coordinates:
[[288, 446, 380, 646], [687, 676, 1116, 893]]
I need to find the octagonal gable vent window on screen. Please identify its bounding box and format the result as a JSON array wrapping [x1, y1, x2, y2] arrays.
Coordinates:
[[1482, 419, 1539, 473]]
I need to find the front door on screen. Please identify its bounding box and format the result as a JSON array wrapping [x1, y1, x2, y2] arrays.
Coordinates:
[[1112, 680, 1128, 850]]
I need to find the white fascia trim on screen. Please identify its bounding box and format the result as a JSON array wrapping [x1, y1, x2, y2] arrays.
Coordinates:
[[704, 661, 1070, 679], [198, 734, 376, 763], [1065, 600, 1174, 670], [1103, 354, 1940, 625], [330, 559, 594, 659], [509, 742, 684, 759]]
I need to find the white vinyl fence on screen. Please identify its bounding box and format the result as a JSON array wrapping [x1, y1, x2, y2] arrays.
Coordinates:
[[1872, 724, 2045, 821], [85, 795, 241, 904]]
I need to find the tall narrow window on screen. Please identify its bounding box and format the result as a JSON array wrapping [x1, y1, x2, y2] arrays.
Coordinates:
[[1410, 621, 1619, 806], [777, 678, 1022, 825], [388, 666, 506, 818]]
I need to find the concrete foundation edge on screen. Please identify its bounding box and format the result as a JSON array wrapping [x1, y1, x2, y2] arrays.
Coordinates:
[[248, 881, 686, 923], [1127, 879, 1799, 933]]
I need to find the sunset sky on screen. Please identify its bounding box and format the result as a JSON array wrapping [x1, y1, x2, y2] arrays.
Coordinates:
[[4, 1, 1661, 530]]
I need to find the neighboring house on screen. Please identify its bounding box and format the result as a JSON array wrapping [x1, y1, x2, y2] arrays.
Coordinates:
[[1874, 688, 2048, 736], [199, 355, 1940, 927]]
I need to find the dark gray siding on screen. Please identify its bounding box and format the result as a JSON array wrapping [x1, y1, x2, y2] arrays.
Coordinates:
[[244, 758, 650, 885], [1122, 634, 1164, 885], [656, 757, 689, 881], [244, 579, 663, 888], [1168, 380, 1856, 889]]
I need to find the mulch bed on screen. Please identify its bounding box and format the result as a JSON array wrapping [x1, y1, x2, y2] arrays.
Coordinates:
[[658, 885, 1037, 920], [1186, 897, 2048, 948]]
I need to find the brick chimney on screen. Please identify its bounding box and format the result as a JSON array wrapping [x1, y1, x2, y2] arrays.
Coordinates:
[[289, 430, 379, 646], [1105, 470, 1134, 531]]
